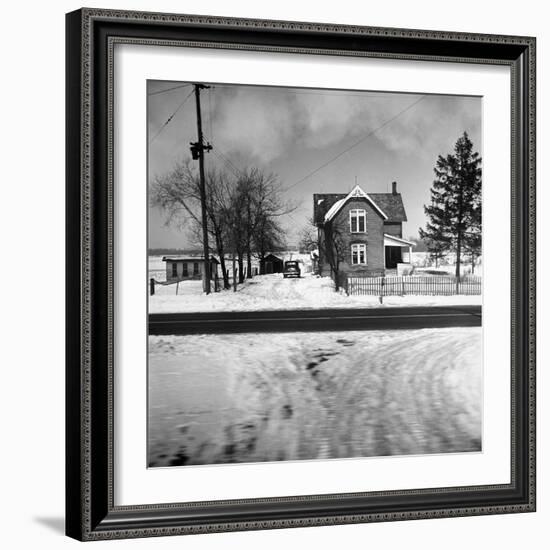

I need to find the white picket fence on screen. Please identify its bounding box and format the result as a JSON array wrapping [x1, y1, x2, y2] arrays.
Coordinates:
[[347, 275, 482, 296]]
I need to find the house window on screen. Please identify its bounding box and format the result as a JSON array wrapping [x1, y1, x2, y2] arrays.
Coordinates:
[[349, 209, 366, 233], [193, 262, 200, 276], [351, 243, 367, 265], [171, 263, 178, 278], [182, 263, 188, 277]]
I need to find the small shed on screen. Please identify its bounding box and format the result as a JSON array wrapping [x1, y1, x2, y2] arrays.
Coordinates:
[[162, 256, 219, 282], [260, 253, 284, 275]]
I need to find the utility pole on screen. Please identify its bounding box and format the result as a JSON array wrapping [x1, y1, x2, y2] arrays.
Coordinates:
[[190, 84, 213, 294]]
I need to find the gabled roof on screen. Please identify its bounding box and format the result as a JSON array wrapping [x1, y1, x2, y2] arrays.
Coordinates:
[[261, 253, 283, 262], [323, 185, 387, 222], [369, 194, 407, 223], [314, 186, 407, 225]]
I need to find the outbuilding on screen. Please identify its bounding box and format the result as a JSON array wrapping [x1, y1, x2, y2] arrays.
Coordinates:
[[162, 256, 219, 282], [260, 253, 284, 274]]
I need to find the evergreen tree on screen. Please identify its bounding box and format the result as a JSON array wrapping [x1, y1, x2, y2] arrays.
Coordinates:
[[463, 179, 482, 273], [423, 235, 450, 268], [419, 132, 482, 278]]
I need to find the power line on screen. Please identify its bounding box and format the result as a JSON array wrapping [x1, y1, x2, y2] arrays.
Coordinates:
[[148, 83, 191, 97], [201, 93, 245, 179], [216, 150, 241, 176], [210, 148, 241, 178], [285, 210, 301, 226], [149, 89, 194, 144], [284, 96, 426, 191], [210, 84, 422, 100], [201, 131, 242, 177]]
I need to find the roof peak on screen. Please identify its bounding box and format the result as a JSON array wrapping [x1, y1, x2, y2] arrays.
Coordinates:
[[324, 185, 388, 222], [349, 184, 367, 197], [314, 190, 401, 197]]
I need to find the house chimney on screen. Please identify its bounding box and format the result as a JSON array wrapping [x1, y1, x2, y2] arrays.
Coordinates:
[[392, 181, 397, 195]]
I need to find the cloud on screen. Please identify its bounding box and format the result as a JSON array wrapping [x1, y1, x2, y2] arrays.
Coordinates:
[[208, 86, 480, 165], [211, 87, 297, 163], [148, 82, 482, 248]]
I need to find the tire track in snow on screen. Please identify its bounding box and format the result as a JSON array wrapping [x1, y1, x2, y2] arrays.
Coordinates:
[[148, 328, 481, 466]]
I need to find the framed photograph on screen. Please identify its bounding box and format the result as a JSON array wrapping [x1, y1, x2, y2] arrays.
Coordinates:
[[66, 8, 536, 541]]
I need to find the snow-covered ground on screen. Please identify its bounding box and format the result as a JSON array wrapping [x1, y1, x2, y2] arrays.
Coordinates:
[[149, 272, 481, 313], [148, 327, 482, 467], [148, 254, 167, 282], [411, 251, 482, 276]]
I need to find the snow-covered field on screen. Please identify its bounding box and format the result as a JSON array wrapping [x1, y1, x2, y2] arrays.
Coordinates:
[[149, 272, 481, 313], [148, 327, 482, 467], [411, 251, 482, 276], [148, 254, 167, 282]]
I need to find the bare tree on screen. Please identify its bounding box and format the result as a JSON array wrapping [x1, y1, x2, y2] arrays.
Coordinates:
[[322, 217, 348, 291], [224, 177, 248, 283], [226, 167, 295, 282], [151, 160, 233, 289], [298, 223, 318, 254], [300, 217, 347, 291], [254, 215, 287, 273], [151, 160, 294, 288]]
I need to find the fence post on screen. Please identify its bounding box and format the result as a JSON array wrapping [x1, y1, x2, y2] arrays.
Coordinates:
[[150, 278, 155, 296]]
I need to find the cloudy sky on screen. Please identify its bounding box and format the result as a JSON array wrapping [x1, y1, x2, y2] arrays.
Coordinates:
[[148, 80, 481, 249]]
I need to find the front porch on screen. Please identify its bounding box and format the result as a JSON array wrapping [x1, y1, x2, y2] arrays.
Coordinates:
[[384, 234, 414, 274]]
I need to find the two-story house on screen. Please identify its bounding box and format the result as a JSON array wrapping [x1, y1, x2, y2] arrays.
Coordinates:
[[313, 182, 413, 277]]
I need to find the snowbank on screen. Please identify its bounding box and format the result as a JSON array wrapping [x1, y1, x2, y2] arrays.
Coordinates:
[[149, 272, 481, 313]]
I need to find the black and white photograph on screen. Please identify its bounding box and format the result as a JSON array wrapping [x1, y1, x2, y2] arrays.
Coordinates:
[[57, 2, 537, 543], [147, 81, 483, 468]]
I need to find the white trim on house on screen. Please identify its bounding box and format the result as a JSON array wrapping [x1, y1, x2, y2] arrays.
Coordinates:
[[383, 234, 415, 247], [384, 234, 414, 265], [351, 243, 367, 265], [349, 208, 367, 233], [324, 185, 388, 222], [324, 198, 345, 221]]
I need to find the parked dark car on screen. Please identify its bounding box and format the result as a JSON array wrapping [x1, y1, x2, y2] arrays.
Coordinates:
[[283, 260, 301, 278]]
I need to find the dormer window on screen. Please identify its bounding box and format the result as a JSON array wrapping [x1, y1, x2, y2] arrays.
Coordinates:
[[349, 209, 366, 233]]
